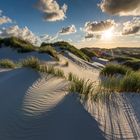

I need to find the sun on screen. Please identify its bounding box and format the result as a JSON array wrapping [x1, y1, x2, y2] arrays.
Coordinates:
[[101, 28, 113, 40]]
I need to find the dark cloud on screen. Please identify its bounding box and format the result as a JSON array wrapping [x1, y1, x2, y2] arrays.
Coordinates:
[[99, 0, 140, 16]]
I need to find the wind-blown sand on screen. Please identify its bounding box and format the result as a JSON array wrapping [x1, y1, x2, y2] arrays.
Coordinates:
[[0, 68, 105, 140]]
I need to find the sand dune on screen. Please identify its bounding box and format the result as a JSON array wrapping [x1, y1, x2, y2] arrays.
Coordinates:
[[1, 47, 140, 139], [0, 47, 52, 61], [47, 53, 100, 82], [0, 68, 105, 140], [85, 93, 140, 140]]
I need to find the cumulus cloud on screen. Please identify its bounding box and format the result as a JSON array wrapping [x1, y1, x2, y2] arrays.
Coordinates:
[[0, 16, 12, 25], [0, 25, 39, 44], [0, 10, 12, 25], [36, 0, 67, 21], [98, 0, 140, 16], [122, 18, 140, 35], [59, 25, 77, 35], [84, 19, 116, 34]]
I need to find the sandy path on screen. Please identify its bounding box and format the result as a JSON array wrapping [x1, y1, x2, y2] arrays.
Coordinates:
[[85, 94, 140, 140], [0, 68, 105, 140]]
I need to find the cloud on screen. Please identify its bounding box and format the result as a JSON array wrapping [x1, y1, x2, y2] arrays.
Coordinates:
[[59, 25, 77, 35], [40, 33, 58, 42], [85, 34, 101, 39], [98, 0, 140, 16], [0, 10, 12, 25], [0, 25, 39, 44], [0, 16, 12, 25], [36, 0, 67, 21], [122, 18, 140, 35], [84, 19, 116, 34]]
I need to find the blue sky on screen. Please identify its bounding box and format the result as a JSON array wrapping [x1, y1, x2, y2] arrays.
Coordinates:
[[0, 0, 140, 48]]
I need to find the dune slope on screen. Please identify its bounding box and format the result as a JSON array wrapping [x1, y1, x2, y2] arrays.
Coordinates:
[[0, 68, 105, 140], [85, 93, 140, 140]]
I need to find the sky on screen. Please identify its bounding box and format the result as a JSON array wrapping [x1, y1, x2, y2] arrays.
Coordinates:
[[0, 0, 140, 48]]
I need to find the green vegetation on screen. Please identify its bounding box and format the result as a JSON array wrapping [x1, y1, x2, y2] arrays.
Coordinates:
[[100, 64, 140, 93], [80, 48, 98, 59], [0, 37, 35, 53], [39, 65, 65, 78], [0, 59, 16, 68], [121, 71, 140, 92], [39, 45, 59, 61], [21, 57, 40, 69], [110, 56, 140, 70], [41, 41, 91, 62], [101, 64, 132, 76], [68, 72, 94, 98], [123, 59, 140, 71]]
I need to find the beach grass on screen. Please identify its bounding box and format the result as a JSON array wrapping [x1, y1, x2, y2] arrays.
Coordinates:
[[0, 59, 16, 68]]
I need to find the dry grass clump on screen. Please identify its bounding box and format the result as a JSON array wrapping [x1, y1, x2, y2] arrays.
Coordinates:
[[39, 65, 65, 78], [68, 72, 94, 98], [100, 65, 140, 93], [21, 57, 40, 69], [0, 59, 16, 68]]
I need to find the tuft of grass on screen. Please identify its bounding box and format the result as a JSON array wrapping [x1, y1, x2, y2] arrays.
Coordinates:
[[39, 65, 65, 78], [64, 61, 69, 66], [39, 45, 59, 61], [68, 72, 94, 98], [100, 71, 140, 93], [101, 64, 132, 76], [21, 57, 40, 69], [100, 75, 122, 92], [0, 59, 16, 68], [120, 71, 140, 92]]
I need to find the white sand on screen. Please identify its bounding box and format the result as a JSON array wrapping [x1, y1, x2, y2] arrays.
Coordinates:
[[0, 68, 105, 140], [47, 52, 100, 82], [1, 46, 140, 140], [85, 93, 140, 140]]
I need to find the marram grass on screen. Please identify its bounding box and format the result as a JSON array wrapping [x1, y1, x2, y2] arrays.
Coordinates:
[[0, 59, 16, 68]]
